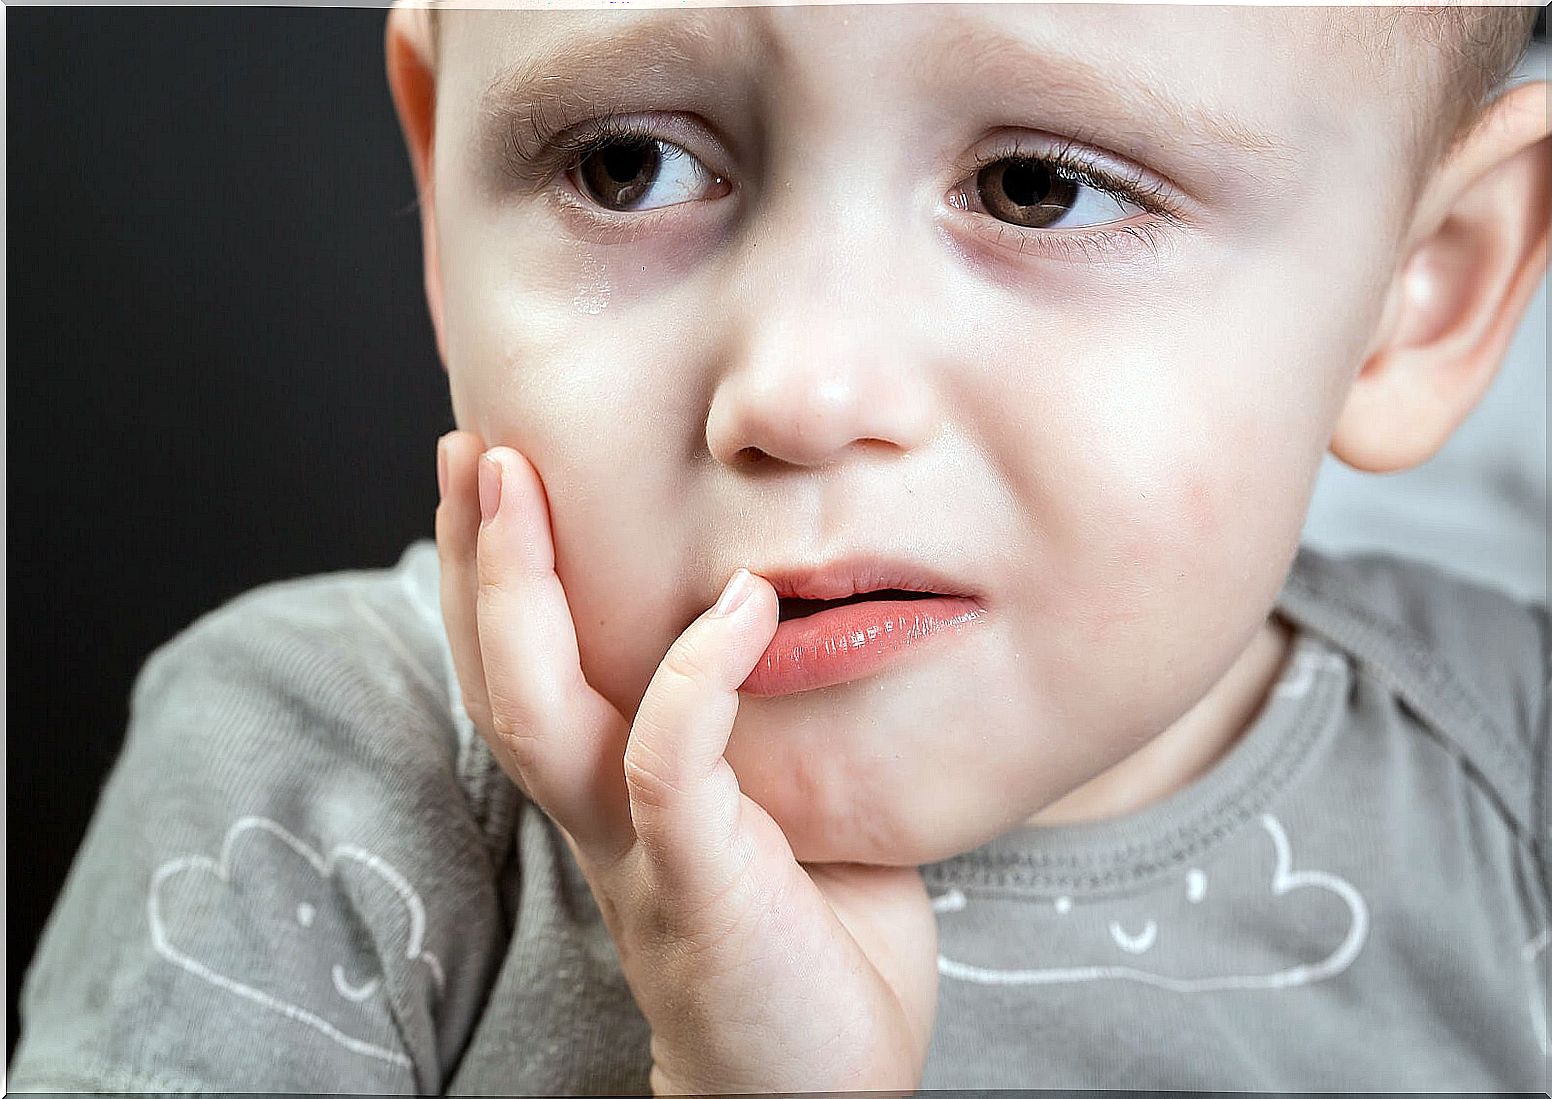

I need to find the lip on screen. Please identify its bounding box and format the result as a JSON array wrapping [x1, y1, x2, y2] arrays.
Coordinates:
[[740, 594, 988, 697], [732, 554, 986, 698], [756, 554, 977, 602]]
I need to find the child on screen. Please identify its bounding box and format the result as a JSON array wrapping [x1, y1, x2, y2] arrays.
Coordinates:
[[9, 2, 1549, 1092]]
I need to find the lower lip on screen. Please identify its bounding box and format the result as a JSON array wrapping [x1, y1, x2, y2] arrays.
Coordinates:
[[739, 596, 988, 697]]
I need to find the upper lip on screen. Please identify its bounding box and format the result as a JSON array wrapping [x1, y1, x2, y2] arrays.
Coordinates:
[[753, 554, 977, 602]]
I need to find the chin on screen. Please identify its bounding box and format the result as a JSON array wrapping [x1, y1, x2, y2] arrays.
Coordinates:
[[784, 823, 997, 869], [769, 790, 1013, 868], [728, 696, 1044, 868], [785, 830, 922, 868]]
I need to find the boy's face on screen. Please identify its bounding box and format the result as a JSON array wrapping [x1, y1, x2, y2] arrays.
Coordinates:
[[423, 4, 1410, 865]]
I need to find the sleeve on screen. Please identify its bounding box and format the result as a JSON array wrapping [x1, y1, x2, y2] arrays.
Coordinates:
[[7, 580, 510, 1095], [1289, 548, 1550, 883], [1401, 566, 1549, 894]]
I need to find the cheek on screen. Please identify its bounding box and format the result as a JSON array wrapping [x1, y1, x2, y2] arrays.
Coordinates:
[[1028, 335, 1320, 644], [441, 275, 697, 716]]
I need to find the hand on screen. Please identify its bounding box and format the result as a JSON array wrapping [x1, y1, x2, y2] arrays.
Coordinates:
[[434, 429, 939, 1094]]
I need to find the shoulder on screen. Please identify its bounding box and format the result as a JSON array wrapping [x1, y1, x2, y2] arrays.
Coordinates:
[[10, 540, 512, 1091], [1278, 543, 1548, 735], [1277, 543, 1549, 839], [131, 539, 463, 792], [143, 538, 446, 691]]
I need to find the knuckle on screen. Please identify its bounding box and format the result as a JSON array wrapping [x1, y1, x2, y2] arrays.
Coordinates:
[[484, 678, 525, 728], [621, 735, 685, 812], [654, 868, 776, 971], [660, 633, 714, 686], [493, 724, 538, 775], [486, 696, 539, 765], [473, 555, 509, 601], [492, 674, 567, 739], [479, 718, 539, 801]]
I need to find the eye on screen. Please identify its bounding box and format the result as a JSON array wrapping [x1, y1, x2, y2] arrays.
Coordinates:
[[962, 155, 1143, 231], [568, 129, 730, 213], [947, 138, 1174, 233], [944, 137, 1187, 262]]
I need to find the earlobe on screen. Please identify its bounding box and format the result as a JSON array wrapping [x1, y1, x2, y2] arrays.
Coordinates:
[[385, 5, 449, 371], [1331, 79, 1552, 474]]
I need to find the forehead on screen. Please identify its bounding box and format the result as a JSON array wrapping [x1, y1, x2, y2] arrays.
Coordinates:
[[442, 5, 1380, 191]]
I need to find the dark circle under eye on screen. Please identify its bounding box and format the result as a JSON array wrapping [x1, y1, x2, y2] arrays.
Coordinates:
[[577, 138, 663, 211], [977, 158, 1079, 229]]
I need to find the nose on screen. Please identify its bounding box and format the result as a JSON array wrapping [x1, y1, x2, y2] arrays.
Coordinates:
[[705, 205, 939, 471]]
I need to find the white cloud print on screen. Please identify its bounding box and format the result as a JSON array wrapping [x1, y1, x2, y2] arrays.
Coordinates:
[[933, 813, 1370, 992], [147, 815, 445, 1070]]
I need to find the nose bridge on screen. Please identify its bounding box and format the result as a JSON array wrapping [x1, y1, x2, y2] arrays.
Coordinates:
[[746, 219, 868, 358], [708, 190, 932, 468], [725, 66, 911, 335], [741, 162, 881, 321]]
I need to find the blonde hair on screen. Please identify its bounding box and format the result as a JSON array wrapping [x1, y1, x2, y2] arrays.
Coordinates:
[[1371, 5, 1541, 170]]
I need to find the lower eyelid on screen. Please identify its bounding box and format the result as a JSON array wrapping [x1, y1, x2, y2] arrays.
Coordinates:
[[548, 178, 719, 242], [962, 215, 1178, 265]]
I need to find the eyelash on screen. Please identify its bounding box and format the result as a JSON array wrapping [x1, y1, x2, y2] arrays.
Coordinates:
[[946, 129, 1187, 262], [526, 110, 1189, 263]]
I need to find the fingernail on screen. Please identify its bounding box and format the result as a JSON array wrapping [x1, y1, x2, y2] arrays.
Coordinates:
[[711, 568, 754, 619], [436, 436, 449, 501], [479, 452, 503, 526]]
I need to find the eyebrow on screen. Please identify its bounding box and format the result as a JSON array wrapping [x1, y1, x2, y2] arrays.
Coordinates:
[[477, 15, 753, 166], [477, 10, 1298, 180], [922, 20, 1299, 165]]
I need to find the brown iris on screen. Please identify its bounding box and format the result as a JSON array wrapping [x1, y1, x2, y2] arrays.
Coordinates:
[[577, 138, 663, 211], [977, 158, 1079, 229]]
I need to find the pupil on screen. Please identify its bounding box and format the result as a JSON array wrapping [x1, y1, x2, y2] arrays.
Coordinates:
[[602, 145, 644, 184], [580, 139, 661, 210], [976, 158, 1078, 229], [1001, 160, 1051, 207]]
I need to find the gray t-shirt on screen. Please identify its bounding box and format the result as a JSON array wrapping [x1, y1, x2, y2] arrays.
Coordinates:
[[8, 539, 1549, 1092]]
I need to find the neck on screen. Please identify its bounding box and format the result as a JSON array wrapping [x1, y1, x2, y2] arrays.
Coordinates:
[[1023, 612, 1295, 827]]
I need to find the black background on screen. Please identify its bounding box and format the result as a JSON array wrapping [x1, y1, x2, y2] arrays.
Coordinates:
[[7, 1, 1550, 1071], [8, 7, 447, 1062]]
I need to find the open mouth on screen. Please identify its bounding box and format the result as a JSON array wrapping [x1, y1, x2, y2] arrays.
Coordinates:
[[776, 588, 944, 623]]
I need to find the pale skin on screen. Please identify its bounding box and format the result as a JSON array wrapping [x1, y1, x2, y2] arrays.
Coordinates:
[[388, 3, 1551, 1091]]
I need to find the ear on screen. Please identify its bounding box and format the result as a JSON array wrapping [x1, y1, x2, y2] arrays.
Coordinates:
[[385, 3, 448, 372], [1331, 79, 1551, 473]]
